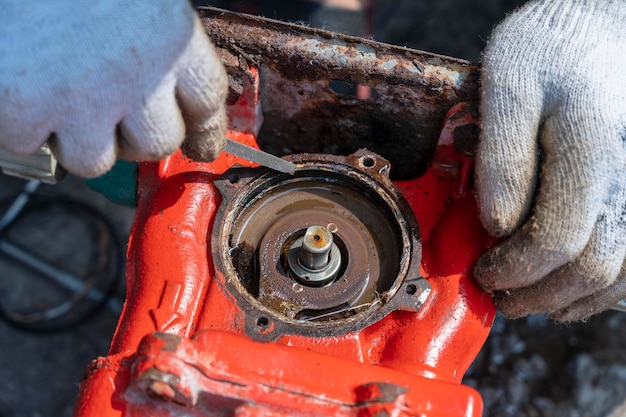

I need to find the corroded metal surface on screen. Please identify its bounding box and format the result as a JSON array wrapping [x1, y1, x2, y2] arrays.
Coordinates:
[[199, 7, 480, 180], [211, 150, 429, 341]]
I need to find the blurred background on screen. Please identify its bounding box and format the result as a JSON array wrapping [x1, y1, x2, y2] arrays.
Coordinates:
[[1, 1, 625, 416]]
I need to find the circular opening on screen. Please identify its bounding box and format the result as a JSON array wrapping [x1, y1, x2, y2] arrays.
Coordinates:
[[360, 156, 376, 168], [406, 284, 417, 295], [228, 173, 240, 184]]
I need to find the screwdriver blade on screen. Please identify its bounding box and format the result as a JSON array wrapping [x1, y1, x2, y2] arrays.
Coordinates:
[[224, 139, 296, 175]]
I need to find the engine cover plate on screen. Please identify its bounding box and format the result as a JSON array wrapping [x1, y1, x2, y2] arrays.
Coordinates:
[[212, 149, 429, 341]]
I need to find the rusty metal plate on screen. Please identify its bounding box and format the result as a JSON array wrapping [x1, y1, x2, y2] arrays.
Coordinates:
[[211, 150, 429, 341], [199, 7, 479, 180]]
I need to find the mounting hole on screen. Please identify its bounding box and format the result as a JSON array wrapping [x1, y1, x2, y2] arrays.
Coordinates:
[[256, 316, 269, 327], [228, 173, 240, 184], [359, 156, 376, 168], [406, 284, 417, 295]]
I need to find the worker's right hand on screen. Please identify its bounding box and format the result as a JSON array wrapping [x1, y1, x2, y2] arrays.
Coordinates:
[[474, 0, 626, 321], [0, 0, 228, 178]]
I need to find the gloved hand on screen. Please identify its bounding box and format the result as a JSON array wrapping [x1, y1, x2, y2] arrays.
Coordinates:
[[474, 0, 626, 321], [0, 0, 227, 178]]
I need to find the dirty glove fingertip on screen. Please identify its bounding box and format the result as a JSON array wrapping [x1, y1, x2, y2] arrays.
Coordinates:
[[181, 107, 228, 162]]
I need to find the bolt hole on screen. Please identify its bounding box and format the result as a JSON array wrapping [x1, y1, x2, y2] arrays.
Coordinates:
[[228, 173, 240, 184], [313, 234, 321, 241], [360, 156, 376, 168], [406, 284, 417, 295], [256, 317, 269, 327]]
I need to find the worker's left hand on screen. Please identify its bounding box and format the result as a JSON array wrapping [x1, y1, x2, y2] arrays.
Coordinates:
[[0, 0, 228, 178], [474, 0, 626, 321]]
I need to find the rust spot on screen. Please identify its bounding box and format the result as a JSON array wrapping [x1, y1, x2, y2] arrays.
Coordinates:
[[304, 225, 331, 250], [355, 382, 408, 405], [83, 357, 110, 379], [231, 241, 259, 297]]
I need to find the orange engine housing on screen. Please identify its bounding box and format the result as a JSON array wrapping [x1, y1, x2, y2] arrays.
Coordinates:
[[73, 64, 495, 416]]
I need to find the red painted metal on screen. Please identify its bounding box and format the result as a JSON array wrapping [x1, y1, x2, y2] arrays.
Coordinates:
[[73, 64, 496, 416]]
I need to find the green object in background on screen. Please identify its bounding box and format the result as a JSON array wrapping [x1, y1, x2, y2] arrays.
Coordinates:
[[87, 160, 138, 207]]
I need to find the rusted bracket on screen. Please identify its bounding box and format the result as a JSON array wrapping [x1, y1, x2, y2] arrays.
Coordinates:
[[199, 7, 480, 180]]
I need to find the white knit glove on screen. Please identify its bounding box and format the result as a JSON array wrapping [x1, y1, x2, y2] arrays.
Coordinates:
[[0, 0, 227, 177], [474, 0, 626, 321]]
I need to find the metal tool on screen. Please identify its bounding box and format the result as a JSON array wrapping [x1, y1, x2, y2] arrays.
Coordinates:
[[0, 144, 66, 184], [0, 139, 296, 183], [224, 138, 296, 175]]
